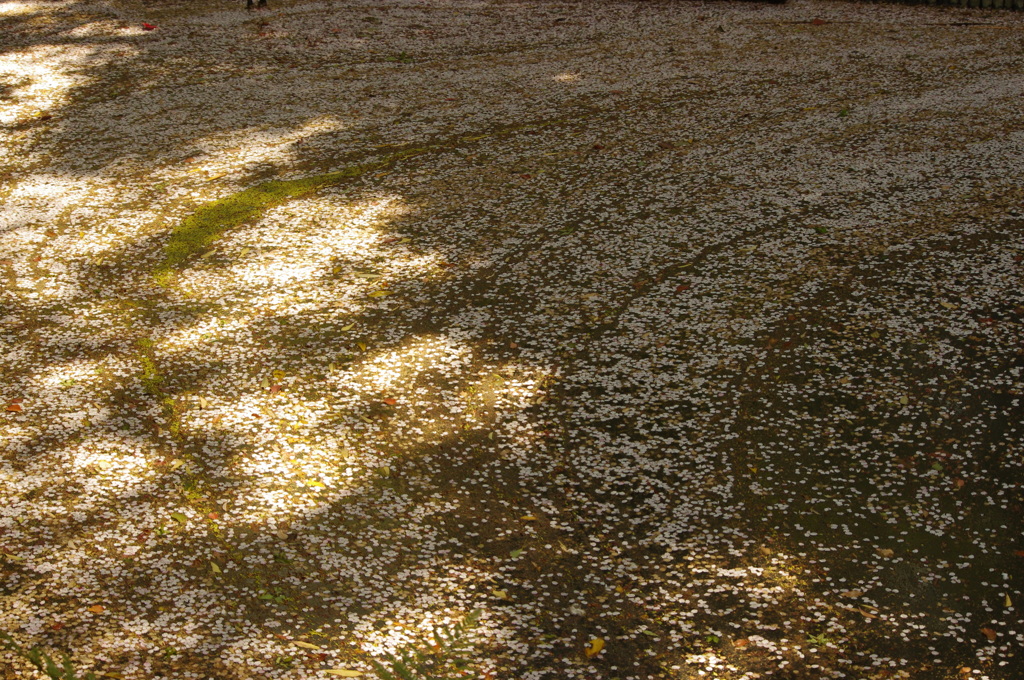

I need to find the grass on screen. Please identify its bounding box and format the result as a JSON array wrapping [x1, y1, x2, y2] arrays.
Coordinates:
[[153, 147, 431, 286], [153, 117, 575, 286], [0, 633, 96, 680]]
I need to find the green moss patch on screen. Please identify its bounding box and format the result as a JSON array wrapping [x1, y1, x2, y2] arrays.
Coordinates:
[[154, 148, 431, 286]]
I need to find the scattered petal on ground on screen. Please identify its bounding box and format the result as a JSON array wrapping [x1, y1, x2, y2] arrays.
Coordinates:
[[1, 1, 1022, 679]]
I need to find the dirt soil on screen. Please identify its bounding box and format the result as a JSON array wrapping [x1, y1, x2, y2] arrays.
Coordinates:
[[1, 0, 1023, 679]]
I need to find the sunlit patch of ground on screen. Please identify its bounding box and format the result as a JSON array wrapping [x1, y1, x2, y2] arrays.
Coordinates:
[[2, 0, 1023, 679]]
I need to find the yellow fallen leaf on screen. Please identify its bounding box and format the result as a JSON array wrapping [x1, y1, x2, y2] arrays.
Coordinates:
[[210, 562, 221, 574], [1006, 594, 1013, 608], [324, 671, 363, 677], [357, 342, 367, 352], [368, 290, 392, 298], [876, 548, 894, 558], [305, 480, 326, 488], [491, 589, 511, 601], [87, 605, 105, 614], [521, 515, 539, 521], [585, 637, 604, 658], [840, 590, 864, 598], [293, 641, 322, 650], [940, 301, 958, 309], [341, 323, 355, 331]]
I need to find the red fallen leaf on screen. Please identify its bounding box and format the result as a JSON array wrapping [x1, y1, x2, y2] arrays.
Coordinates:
[[382, 398, 398, 406], [87, 605, 105, 614], [45, 229, 57, 238], [1014, 550, 1024, 558], [592, 144, 605, 150], [675, 284, 690, 293], [50, 622, 64, 631], [811, 18, 826, 26], [142, 22, 157, 31], [734, 638, 749, 648], [610, 89, 624, 94], [207, 512, 220, 520], [954, 478, 965, 489], [981, 627, 997, 642], [520, 174, 532, 179], [5, 404, 22, 412], [269, 384, 282, 394], [9, 398, 23, 404], [509, 342, 518, 349]]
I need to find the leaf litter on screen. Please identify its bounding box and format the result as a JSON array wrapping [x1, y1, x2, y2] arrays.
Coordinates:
[[0, 0, 1023, 679]]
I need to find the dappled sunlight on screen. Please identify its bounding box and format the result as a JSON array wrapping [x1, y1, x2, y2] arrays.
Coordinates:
[[61, 20, 128, 39], [166, 329, 550, 530], [0, 43, 130, 126], [0, 1, 43, 17], [33, 356, 107, 391], [553, 72, 581, 83], [3, 0, 1024, 678], [163, 115, 351, 185], [171, 192, 422, 301]]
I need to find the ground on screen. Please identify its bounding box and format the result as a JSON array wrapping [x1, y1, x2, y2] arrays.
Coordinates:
[[1, 0, 1023, 678]]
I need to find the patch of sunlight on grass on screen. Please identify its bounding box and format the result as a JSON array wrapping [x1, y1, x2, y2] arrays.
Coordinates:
[[154, 147, 432, 285], [156, 171, 361, 281]]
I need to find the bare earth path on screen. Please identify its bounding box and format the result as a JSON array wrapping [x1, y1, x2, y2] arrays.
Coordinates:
[[1, 0, 1023, 678]]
